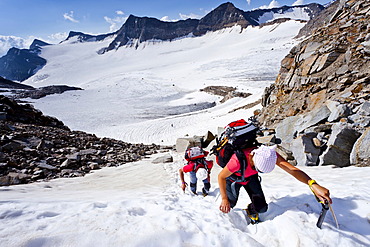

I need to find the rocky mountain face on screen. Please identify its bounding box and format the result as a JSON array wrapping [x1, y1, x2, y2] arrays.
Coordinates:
[[0, 95, 166, 186], [258, 0, 370, 167], [103, 15, 199, 53], [0, 39, 49, 82], [193, 2, 255, 36], [103, 2, 323, 52]]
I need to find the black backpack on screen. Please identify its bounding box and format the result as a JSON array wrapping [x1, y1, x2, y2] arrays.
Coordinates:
[[211, 119, 260, 182]]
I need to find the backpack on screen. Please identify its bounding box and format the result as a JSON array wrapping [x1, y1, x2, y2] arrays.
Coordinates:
[[185, 146, 206, 161], [185, 146, 210, 174], [211, 119, 260, 182]]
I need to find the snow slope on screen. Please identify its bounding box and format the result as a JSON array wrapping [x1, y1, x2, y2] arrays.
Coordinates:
[[1, 152, 369, 246], [1, 20, 369, 247], [24, 21, 303, 145]]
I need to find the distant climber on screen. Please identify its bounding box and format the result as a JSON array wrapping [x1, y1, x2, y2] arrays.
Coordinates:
[[179, 146, 213, 196]]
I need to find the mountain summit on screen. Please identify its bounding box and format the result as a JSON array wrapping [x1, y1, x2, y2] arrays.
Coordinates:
[[193, 2, 255, 36]]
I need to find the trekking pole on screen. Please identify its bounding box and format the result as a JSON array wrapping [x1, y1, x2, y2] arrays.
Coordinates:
[[214, 191, 220, 202], [328, 203, 339, 229]]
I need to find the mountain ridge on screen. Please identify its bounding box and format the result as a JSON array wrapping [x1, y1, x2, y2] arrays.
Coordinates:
[[0, 2, 324, 81], [103, 2, 324, 52]]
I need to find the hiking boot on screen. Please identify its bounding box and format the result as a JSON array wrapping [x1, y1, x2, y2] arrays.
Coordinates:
[[202, 188, 209, 197], [244, 208, 260, 224]]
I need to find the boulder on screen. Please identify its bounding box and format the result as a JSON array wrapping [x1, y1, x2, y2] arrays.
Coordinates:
[[348, 114, 370, 127], [296, 105, 331, 133], [319, 123, 361, 167], [350, 128, 370, 166], [37, 163, 57, 170], [275, 115, 301, 149], [275, 105, 331, 149], [356, 101, 370, 116], [176, 138, 198, 154], [290, 132, 321, 166], [326, 100, 351, 122], [152, 153, 173, 164]]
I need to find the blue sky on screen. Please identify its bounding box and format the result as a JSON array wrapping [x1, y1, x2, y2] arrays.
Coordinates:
[[1, 0, 329, 44]]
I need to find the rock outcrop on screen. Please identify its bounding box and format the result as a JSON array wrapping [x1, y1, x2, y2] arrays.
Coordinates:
[[0, 96, 166, 186], [14, 85, 83, 99], [259, 0, 370, 167]]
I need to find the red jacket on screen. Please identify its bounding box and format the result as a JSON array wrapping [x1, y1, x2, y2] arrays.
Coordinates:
[[182, 160, 213, 173]]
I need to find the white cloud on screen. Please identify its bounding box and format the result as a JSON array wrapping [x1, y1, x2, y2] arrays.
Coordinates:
[[116, 10, 124, 15], [292, 0, 305, 6], [246, 0, 251, 5], [48, 32, 68, 43], [258, 0, 281, 9], [0, 35, 26, 57], [160, 16, 179, 22], [104, 16, 127, 32], [63, 11, 79, 23], [179, 13, 202, 20]]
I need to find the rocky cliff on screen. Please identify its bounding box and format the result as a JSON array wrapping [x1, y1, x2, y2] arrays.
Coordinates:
[[259, 0, 370, 167]]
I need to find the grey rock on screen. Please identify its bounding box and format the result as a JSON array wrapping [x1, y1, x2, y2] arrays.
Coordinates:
[[326, 100, 351, 122], [78, 149, 97, 155], [319, 123, 361, 167], [296, 106, 331, 133], [37, 163, 57, 170], [60, 159, 70, 168], [350, 128, 370, 166], [176, 136, 203, 154], [275, 115, 301, 149], [96, 150, 107, 156], [1, 140, 26, 152], [356, 101, 370, 116], [291, 132, 321, 166], [66, 152, 81, 161], [152, 153, 173, 164], [348, 114, 370, 127], [88, 162, 100, 170], [276, 145, 295, 161]]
